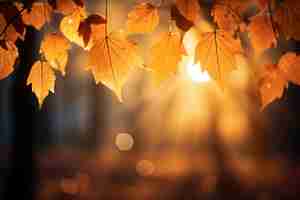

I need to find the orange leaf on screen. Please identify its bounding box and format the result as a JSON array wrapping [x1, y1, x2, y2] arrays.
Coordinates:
[[259, 64, 286, 109], [60, 9, 88, 48], [27, 61, 55, 107], [175, 0, 201, 23], [54, 0, 84, 15], [40, 32, 71, 75], [88, 31, 143, 99], [22, 2, 52, 30], [248, 13, 278, 56], [0, 13, 24, 43], [278, 52, 300, 86], [274, 0, 300, 41], [126, 2, 159, 34], [195, 30, 243, 85], [149, 31, 185, 84], [0, 41, 18, 80]]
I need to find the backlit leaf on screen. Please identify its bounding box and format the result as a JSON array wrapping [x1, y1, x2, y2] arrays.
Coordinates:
[[54, 0, 84, 15], [248, 13, 278, 56], [126, 2, 159, 34], [175, 0, 201, 23], [0, 41, 18, 80], [27, 61, 55, 107], [149, 31, 185, 84], [195, 30, 243, 85], [40, 32, 71, 75], [88, 31, 143, 99]]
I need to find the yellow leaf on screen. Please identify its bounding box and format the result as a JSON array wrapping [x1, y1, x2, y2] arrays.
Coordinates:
[[176, 0, 201, 23], [149, 31, 185, 84], [259, 64, 286, 109], [248, 13, 278, 56], [274, 0, 300, 41], [0, 41, 18, 80], [88, 31, 143, 99], [60, 9, 86, 48], [195, 30, 243, 85], [126, 2, 159, 34], [40, 32, 71, 75], [22, 2, 52, 30], [27, 61, 55, 107]]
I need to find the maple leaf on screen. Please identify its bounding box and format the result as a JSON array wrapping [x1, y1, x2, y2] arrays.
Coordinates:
[[259, 52, 300, 108], [60, 9, 87, 48], [78, 14, 106, 47], [170, 4, 194, 32], [88, 31, 143, 99], [175, 0, 201, 23], [0, 41, 18, 80], [22, 2, 52, 30], [195, 30, 243, 85], [274, 0, 300, 41], [248, 13, 278, 56], [259, 64, 286, 109], [211, 1, 246, 34], [40, 32, 71, 75], [149, 31, 185, 84], [52, 0, 84, 15], [126, 2, 159, 34], [27, 61, 55, 107]]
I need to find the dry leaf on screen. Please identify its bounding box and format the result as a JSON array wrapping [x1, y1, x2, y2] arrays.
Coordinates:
[[126, 2, 159, 34], [248, 13, 278, 56], [78, 14, 106, 47], [170, 4, 194, 32], [27, 61, 55, 107], [175, 0, 201, 23], [40, 32, 71, 75], [22, 2, 52, 30], [60, 9, 87, 48], [274, 0, 300, 41], [88, 31, 143, 99], [195, 30, 243, 85], [259, 64, 286, 109], [149, 31, 185, 84], [0, 41, 18, 80]]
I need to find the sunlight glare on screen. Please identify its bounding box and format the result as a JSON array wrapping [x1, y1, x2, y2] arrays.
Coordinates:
[[186, 60, 211, 83]]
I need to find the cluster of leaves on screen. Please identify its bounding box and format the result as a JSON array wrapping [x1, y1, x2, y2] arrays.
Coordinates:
[[1, 0, 300, 109]]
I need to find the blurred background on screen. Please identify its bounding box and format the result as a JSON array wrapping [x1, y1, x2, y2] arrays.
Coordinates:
[[1, 0, 300, 200]]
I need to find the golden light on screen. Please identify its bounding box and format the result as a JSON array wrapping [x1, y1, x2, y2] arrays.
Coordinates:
[[115, 133, 134, 151], [136, 160, 155, 176], [186, 59, 211, 83]]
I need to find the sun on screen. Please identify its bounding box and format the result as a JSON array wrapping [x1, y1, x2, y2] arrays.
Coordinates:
[[186, 59, 211, 83]]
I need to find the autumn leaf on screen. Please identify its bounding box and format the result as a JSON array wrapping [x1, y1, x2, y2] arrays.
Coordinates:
[[278, 52, 300, 85], [149, 31, 185, 84], [0, 13, 24, 43], [195, 30, 243, 85], [170, 4, 194, 32], [22, 2, 52, 30], [27, 61, 55, 107], [248, 13, 278, 56], [52, 0, 84, 15], [126, 2, 159, 34], [274, 0, 300, 41], [211, 1, 246, 34], [259, 52, 300, 108], [88, 31, 143, 99], [259, 64, 286, 109], [40, 32, 71, 75], [78, 14, 106, 47], [60, 9, 87, 48], [0, 41, 18, 80], [175, 0, 201, 23]]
